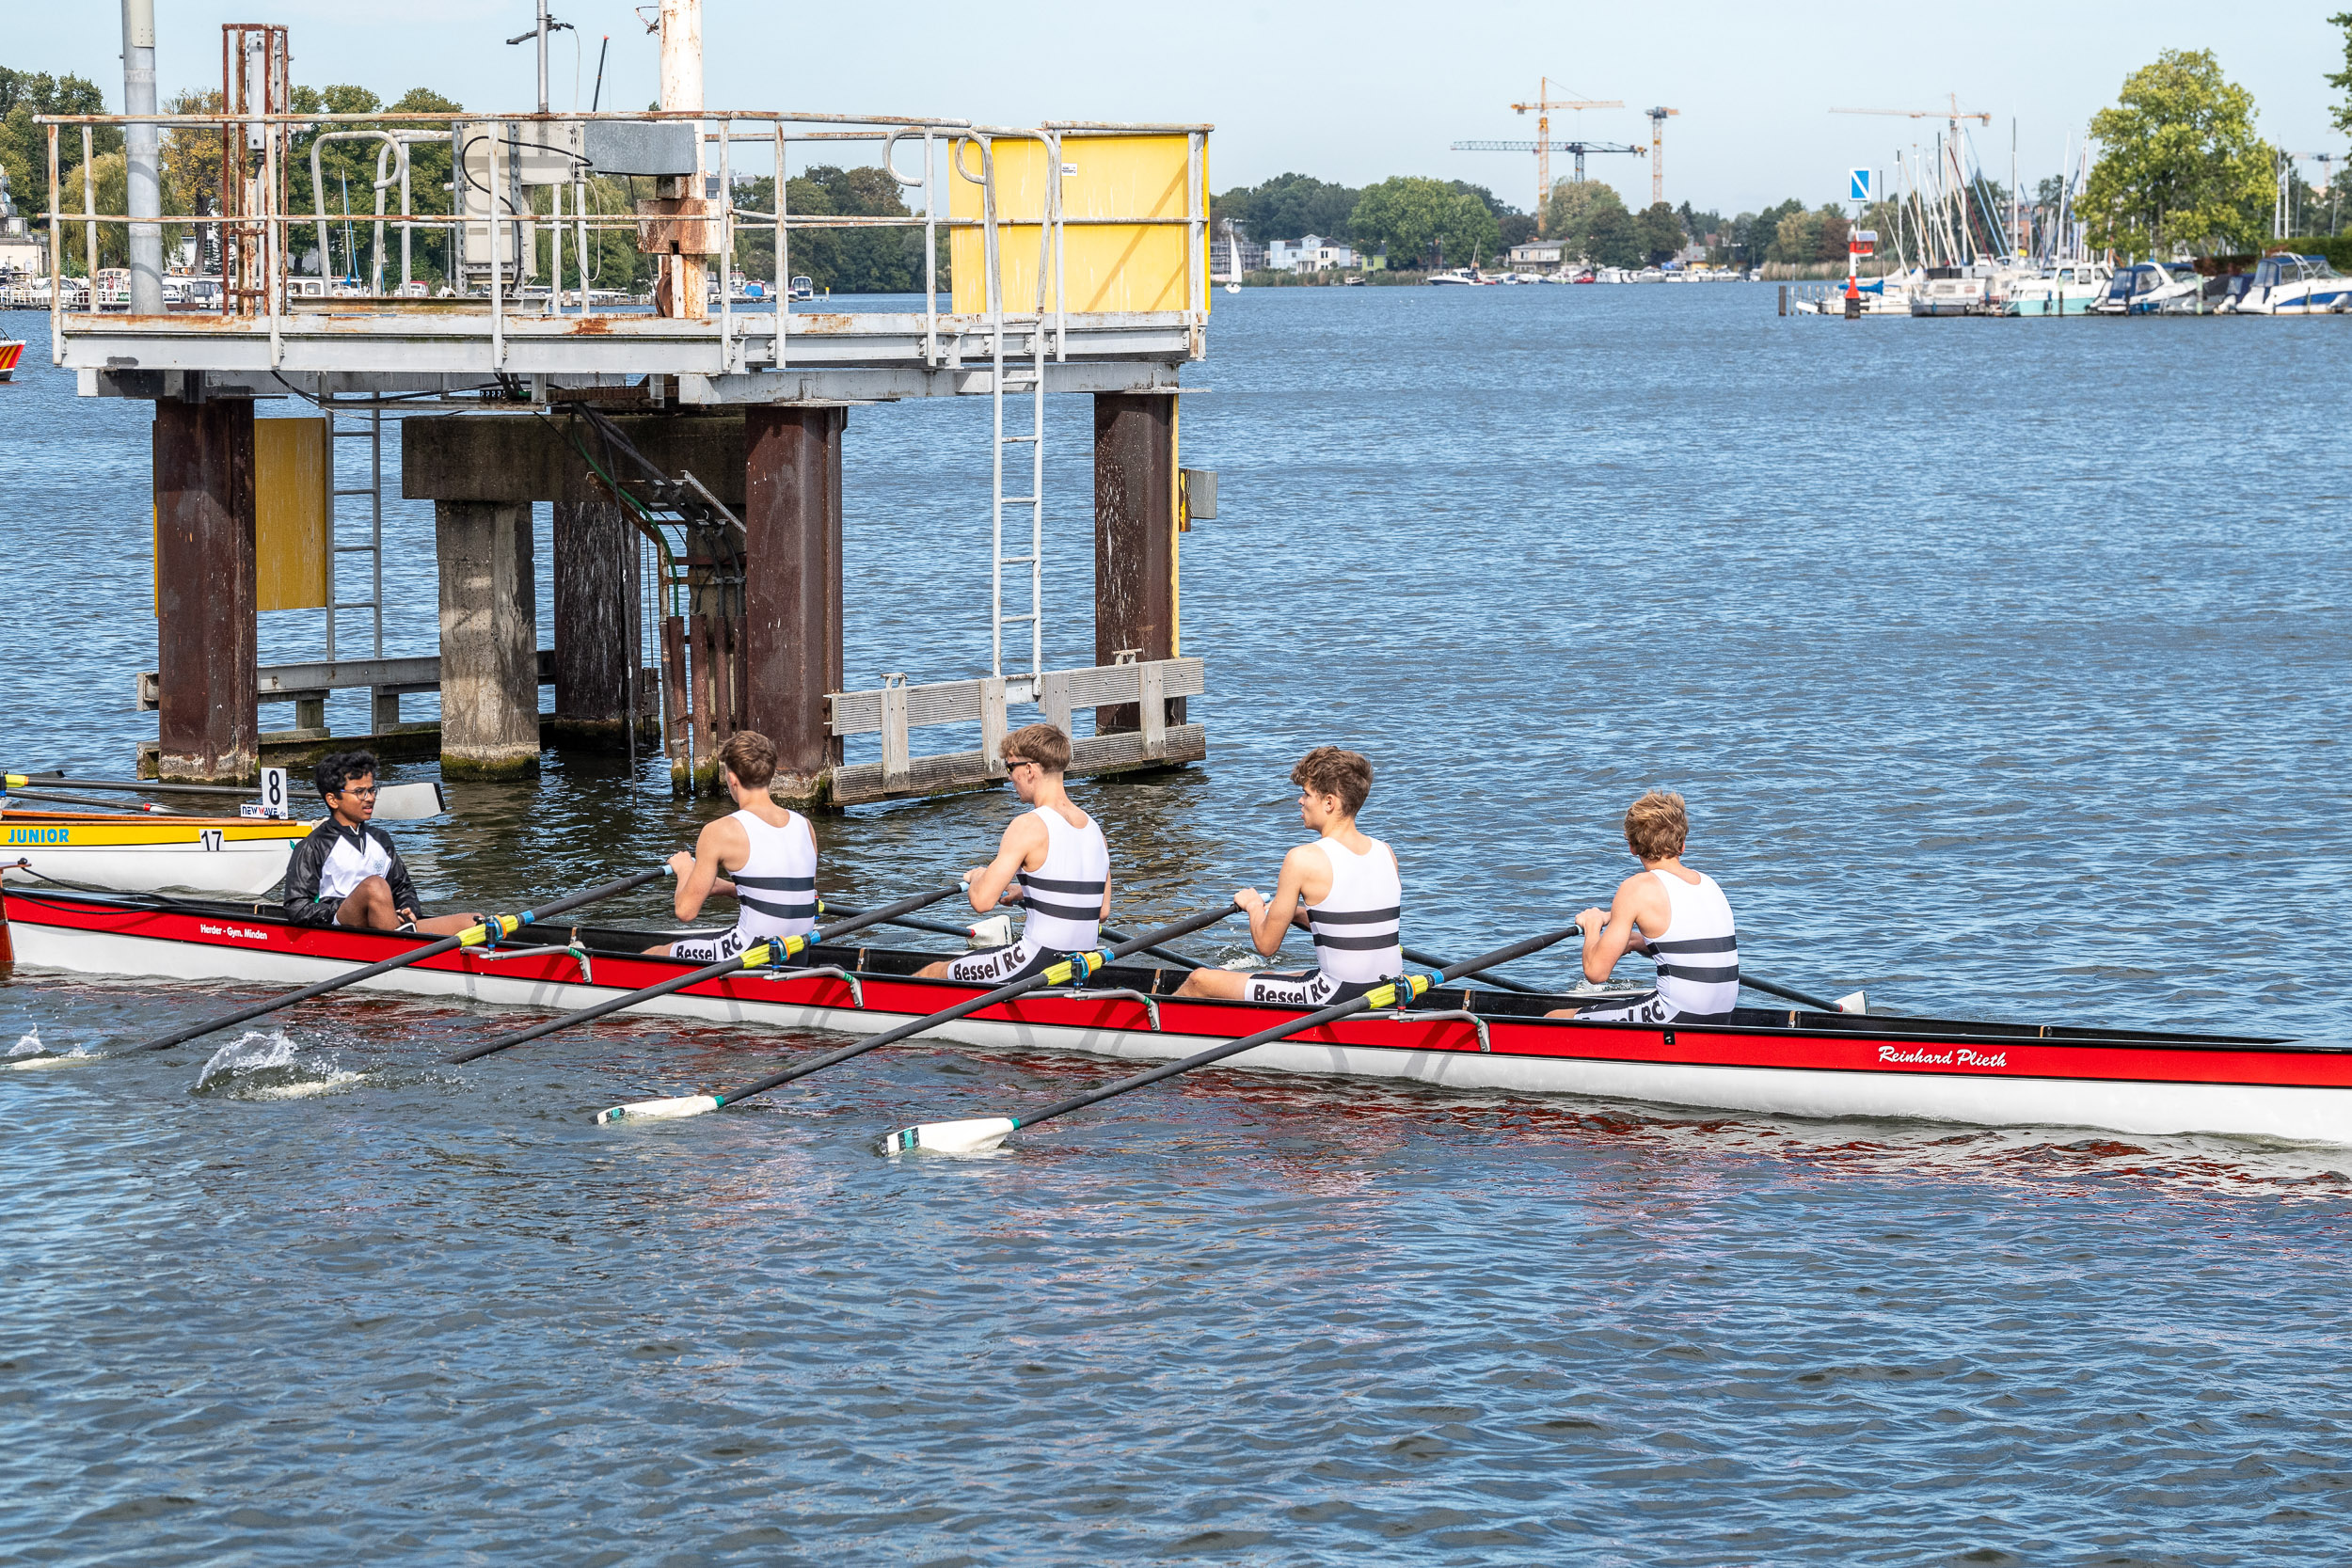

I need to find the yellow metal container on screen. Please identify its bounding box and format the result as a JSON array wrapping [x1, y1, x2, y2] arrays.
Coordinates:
[[949, 134, 1209, 317]]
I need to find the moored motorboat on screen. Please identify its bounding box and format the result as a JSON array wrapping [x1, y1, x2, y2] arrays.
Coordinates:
[[2225, 254, 2352, 315], [6, 887, 2340, 1145], [1, 812, 310, 896]]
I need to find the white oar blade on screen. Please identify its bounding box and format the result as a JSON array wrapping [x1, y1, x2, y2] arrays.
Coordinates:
[[6, 1054, 91, 1071], [1835, 990, 1867, 1014], [372, 782, 446, 821], [595, 1094, 721, 1125], [879, 1117, 1016, 1157]]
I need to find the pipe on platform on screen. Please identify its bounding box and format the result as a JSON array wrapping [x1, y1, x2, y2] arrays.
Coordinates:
[[121, 0, 163, 314]]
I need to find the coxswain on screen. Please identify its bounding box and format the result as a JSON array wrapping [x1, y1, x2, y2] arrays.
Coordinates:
[[1176, 746, 1403, 1005], [282, 751, 483, 934], [916, 722, 1110, 983], [653, 730, 820, 961], [1549, 789, 1740, 1024]]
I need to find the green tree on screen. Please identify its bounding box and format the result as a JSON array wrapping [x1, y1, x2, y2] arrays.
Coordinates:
[[1769, 207, 1819, 263], [734, 165, 924, 293], [1543, 178, 1629, 262], [1814, 205, 1851, 263], [0, 68, 115, 236], [1634, 200, 1685, 264], [1215, 172, 1359, 243], [1584, 202, 1639, 268], [1349, 175, 1501, 268], [2082, 49, 2271, 256], [2329, 13, 2352, 137]]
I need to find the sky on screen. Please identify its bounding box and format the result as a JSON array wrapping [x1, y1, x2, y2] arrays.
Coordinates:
[[9, 1, 2347, 216]]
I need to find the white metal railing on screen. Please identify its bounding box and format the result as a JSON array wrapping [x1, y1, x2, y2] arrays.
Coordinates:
[[828, 657, 1204, 800], [36, 107, 1210, 384]]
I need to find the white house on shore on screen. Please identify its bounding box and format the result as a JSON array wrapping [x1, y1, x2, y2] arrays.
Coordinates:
[[1507, 239, 1566, 270], [1265, 234, 1358, 273]]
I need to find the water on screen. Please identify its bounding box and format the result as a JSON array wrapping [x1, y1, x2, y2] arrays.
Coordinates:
[[5, 289, 2352, 1563]]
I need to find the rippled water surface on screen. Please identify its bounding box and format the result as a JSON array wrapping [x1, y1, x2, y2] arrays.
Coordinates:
[[5, 289, 2351, 1563]]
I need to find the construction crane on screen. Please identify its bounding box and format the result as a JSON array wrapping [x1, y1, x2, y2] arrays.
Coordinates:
[[1451, 140, 1647, 230], [1644, 107, 1678, 207], [1509, 78, 1624, 230], [1831, 95, 1993, 134]]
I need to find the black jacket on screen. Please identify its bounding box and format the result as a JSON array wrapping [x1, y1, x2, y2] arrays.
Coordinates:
[[282, 818, 422, 927]]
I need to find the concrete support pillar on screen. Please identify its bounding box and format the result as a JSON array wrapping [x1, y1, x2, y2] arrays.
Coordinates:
[[1092, 391, 1182, 736], [435, 500, 540, 778], [152, 399, 257, 783], [549, 498, 641, 750], [741, 404, 844, 803]]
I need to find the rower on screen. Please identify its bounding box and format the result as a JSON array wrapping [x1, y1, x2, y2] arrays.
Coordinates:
[[282, 751, 483, 935], [915, 723, 1110, 983], [1177, 746, 1403, 1005], [653, 731, 819, 961], [1549, 789, 1740, 1024]]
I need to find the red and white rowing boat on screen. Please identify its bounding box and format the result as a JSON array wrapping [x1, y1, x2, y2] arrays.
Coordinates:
[[5, 887, 2340, 1145], [0, 338, 24, 382]]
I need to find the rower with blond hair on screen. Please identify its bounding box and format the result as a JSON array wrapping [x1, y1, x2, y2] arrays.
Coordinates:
[[1550, 789, 1740, 1024]]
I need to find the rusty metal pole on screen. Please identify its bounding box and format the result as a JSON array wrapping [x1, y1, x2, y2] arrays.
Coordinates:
[[152, 398, 258, 783], [740, 404, 844, 805], [655, 0, 707, 321], [1091, 391, 1181, 736]]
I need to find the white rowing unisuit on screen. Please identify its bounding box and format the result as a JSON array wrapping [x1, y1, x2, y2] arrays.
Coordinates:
[[1575, 869, 1740, 1024], [1247, 834, 1404, 1007], [669, 808, 818, 964], [946, 805, 1110, 986]]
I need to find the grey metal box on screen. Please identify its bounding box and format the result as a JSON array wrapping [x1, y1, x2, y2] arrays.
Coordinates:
[[1181, 467, 1217, 521], [582, 121, 697, 178]]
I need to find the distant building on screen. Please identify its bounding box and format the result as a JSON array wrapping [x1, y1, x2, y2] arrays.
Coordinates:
[[1508, 239, 1565, 269], [1266, 233, 1357, 273], [1217, 233, 1266, 275]]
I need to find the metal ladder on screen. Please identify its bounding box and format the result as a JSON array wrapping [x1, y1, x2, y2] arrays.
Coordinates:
[[324, 399, 389, 726], [966, 132, 1063, 705]]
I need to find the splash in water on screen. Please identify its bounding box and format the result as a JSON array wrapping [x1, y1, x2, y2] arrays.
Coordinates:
[[195, 1030, 362, 1100], [9, 1026, 40, 1057]]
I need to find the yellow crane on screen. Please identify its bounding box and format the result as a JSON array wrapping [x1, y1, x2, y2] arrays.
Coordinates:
[[1513, 78, 1624, 228], [1644, 107, 1678, 207]]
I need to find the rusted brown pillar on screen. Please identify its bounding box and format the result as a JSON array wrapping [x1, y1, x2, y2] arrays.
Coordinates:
[[435, 500, 541, 778], [549, 498, 640, 751], [152, 399, 257, 783], [741, 404, 845, 804], [1092, 391, 1182, 735]]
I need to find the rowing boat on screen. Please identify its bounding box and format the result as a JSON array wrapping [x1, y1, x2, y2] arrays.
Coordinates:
[[0, 811, 310, 896], [4, 887, 2338, 1145]]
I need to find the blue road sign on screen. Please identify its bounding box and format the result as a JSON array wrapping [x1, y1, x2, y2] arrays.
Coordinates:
[[1849, 168, 1872, 202]]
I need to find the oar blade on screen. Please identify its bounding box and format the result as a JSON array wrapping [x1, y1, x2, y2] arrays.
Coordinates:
[[1835, 990, 1867, 1014], [370, 782, 446, 821], [6, 1053, 92, 1070], [594, 1093, 722, 1125], [879, 1117, 1016, 1157]]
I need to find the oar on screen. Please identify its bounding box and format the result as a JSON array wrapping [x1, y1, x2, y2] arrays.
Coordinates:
[[4, 773, 444, 820], [1402, 942, 1536, 993], [817, 899, 1204, 973], [595, 903, 1241, 1124], [126, 866, 675, 1053], [447, 883, 969, 1064], [1739, 974, 1862, 1014], [3, 787, 167, 813], [881, 924, 1581, 1155]]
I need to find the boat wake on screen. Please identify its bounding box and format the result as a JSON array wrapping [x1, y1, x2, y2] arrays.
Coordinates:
[[4, 1025, 94, 1069], [194, 1030, 364, 1100]]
